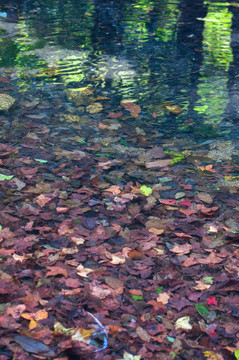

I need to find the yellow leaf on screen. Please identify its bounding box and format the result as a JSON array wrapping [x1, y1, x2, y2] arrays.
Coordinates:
[[29, 319, 38, 330], [149, 228, 164, 235], [54, 321, 75, 336], [35, 309, 48, 320], [72, 328, 95, 344]]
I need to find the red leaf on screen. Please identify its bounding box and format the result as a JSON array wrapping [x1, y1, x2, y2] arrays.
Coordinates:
[[207, 297, 218, 306], [159, 199, 176, 205]]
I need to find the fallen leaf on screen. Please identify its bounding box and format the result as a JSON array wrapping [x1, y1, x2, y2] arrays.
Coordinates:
[[136, 326, 151, 342], [193, 281, 211, 290], [76, 264, 94, 277], [170, 243, 192, 255], [72, 328, 95, 344], [157, 292, 170, 304], [35, 194, 51, 207], [15, 335, 56, 356], [46, 266, 68, 278], [175, 316, 192, 330]]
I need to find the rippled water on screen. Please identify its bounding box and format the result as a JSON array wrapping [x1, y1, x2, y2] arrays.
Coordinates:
[[0, 0, 239, 142]]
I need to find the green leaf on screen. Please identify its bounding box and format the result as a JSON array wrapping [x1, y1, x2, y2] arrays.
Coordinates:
[[131, 295, 144, 301], [34, 158, 48, 163], [234, 349, 239, 359], [140, 185, 152, 196], [0, 174, 14, 181], [170, 156, 184, 165], [156, 286, 163, 294], [195, 304, 210, 321], [167, 336, 175, 342], [202, 276, 213, 284], [0, 225, 2, 231]]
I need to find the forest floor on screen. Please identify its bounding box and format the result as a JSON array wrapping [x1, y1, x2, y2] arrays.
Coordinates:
[[0, 74, 239, 360]]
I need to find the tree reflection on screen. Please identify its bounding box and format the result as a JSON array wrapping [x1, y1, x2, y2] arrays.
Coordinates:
[[225, 2, 239, 121]]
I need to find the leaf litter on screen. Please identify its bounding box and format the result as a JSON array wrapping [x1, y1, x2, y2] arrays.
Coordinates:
[[0, 76, 238, 360]]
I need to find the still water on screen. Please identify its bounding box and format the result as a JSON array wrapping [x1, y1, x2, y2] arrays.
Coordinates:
[[0, 0, 239, 145]]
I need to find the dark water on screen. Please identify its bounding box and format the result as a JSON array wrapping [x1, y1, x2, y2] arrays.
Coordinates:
[[0, 0, 239, 144]]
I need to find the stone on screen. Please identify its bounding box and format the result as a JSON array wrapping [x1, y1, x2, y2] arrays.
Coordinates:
[[0, 93, 15, 111], [66, 87, 93, 106]]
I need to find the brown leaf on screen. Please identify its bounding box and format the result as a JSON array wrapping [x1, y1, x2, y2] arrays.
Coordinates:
[[107, 111, 123, 119], [46, 266, 68, 278], [197, 252, 223, 265], [170, 243, 192, 255], [120, 101, 141, 118], [145, 159, 172, 168], [35, 194, 51, 207], [136, 326, 151, 342], [105, 276, 124, 290], [65, 278, 82, 288], [197, 192, 214, 204], [197, 204, 219, 216], [163, 104, 183, 114]]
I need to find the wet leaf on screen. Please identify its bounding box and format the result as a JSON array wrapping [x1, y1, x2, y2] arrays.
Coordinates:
[[162, 103, 183, 114], [145, 159, 172, 168], [120, 100, 141, 118]]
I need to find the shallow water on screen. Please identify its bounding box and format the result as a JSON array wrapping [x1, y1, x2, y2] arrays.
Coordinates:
[[0, 0, 239, 148]]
